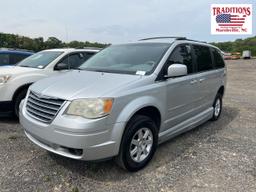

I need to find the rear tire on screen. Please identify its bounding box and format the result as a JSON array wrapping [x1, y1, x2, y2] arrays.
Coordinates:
[[14, 89, 27, 118], [115, 115, 158, 172], [211, 93, 222, 121]]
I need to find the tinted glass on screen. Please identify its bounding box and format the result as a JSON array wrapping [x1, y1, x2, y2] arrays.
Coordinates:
[[0, 54, 10, 66], [61, 53, 81, 69], [82, 52, 96, 61], [61, 52, 96, 69], [169, 45, 193, 74], [193, 45, 213, 72], [17, 51, 63, 69], [212, 48, 225, 68], [79, 43, 170, 75], [10, 53, 30, 64]]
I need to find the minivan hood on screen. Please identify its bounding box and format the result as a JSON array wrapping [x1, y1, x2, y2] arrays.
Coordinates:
[[30, 70, 143, 100], [0, 66, 39, 75]]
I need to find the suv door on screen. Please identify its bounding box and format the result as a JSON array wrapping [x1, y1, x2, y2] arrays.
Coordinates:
[[162, 44, 202, 132], [192, 45, 218, 111]]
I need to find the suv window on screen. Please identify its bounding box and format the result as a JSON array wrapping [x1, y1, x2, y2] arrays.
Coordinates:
[[212, 48, 225, 68], [193, 45, 213, 72], [168, 44, 193, 74], [83, 52, 96, 61], [10, 53, 29, 64], [18, 51, 63, 69], [0, 53, 10, 65], [61, 52, 94, 69]]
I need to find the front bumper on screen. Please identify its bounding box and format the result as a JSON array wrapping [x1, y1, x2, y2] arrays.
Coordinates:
[[0, 83, 15, 101], [0, 83, 15, 116], [20, 100, 125, 161]]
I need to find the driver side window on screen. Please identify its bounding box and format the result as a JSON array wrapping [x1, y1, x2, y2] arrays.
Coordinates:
[[168, 44, 193, 74], [58, 53, 86, 69]]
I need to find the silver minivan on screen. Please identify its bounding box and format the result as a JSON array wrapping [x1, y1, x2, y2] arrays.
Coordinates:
[[20, 37, 226, 172]]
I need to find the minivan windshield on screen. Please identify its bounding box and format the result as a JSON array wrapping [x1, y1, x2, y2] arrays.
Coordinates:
[[79, 43, 170, 75], [17, 51, 63, 69]]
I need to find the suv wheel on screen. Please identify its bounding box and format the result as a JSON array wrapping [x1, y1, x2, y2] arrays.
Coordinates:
[[14, 89, 27, 117], [211, 93, 222, 121], [116, 115, 158, 172]]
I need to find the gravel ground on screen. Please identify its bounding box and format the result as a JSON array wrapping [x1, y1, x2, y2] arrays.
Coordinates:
[[0, 59, 256, 192]]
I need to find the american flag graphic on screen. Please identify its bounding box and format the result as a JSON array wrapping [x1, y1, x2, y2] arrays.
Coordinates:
[[216, 14, 246, 27]]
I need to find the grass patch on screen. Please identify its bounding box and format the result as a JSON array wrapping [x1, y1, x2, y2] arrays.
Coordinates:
[[8, 135, 18, 140], [71, 187, 79, 192], [43, 176, 51, 182]]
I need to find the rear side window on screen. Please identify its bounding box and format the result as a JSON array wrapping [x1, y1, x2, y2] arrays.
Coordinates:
[[0, 53, 10, 65], [10, 53, 30, 64], [168, 44, 193, 74], [193, 45, 213, 72], [60, 52, 94, 69], [212, 48, 225, 68], [82, 52, 96, 61]]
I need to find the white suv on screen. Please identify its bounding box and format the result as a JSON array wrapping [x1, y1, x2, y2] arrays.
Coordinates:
[[0, 48, 100, 117]]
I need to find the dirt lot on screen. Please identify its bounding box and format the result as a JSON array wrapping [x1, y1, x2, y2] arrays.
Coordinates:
[[0, 59, 256, 192]]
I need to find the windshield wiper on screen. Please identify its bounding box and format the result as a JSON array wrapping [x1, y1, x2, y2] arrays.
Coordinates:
[[18, 65, 31, 68], [78, 68, 107, 73], [75, 67, 81, 70]]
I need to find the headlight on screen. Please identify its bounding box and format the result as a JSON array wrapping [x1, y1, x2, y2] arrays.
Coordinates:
[[0, 75, 11, 84], [66, 98, 114, 119]]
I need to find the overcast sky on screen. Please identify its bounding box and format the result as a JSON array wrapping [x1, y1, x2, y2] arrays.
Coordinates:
[[0, 0, 255, 44]]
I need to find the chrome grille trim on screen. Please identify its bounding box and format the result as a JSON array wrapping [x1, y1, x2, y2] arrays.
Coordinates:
[[26, 91, 65, 123]]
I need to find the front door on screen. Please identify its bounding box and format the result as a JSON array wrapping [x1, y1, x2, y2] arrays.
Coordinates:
[[163, 44, 202, 132]]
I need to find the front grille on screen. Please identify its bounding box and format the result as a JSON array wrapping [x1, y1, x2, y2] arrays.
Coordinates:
[[26, 91, 65, 123]]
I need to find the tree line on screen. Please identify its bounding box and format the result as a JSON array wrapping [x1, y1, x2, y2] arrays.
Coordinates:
[[0, 32, 108, 52], [1, 32, 256, 56], [211, 36, 256, 56]]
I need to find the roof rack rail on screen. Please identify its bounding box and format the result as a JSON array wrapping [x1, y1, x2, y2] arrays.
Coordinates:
[[184, 39, 207, 43], [139, 37, 207, 44], [139, 36, 186, 41], [82, 47, 103, 50], [0, 47, 34, 52]]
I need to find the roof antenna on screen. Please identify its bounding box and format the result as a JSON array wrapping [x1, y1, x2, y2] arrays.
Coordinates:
[[65, 24, 69, 48], [65, 24, 71, 69]]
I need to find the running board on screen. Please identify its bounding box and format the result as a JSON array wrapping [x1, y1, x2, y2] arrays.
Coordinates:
[[158, 107, 213, 144]]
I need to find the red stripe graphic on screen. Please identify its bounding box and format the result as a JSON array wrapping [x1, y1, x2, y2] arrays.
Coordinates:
[[230, 18, 245, 20], [219, 24, 243, 26], [220, 26, 240, 28], [229, 21, 245, 23]]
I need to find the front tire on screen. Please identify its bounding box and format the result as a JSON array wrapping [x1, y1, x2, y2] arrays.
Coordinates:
[[116, 115, 158, 172], [211, 93, 222, 121], [14, 89, 27, 118]]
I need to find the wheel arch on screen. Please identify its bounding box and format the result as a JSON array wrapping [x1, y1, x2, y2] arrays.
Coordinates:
[[12, 83, 32, 102], [112, 96, 164, 156], [115, 96, 164, 131], [217, 85, 225, 97], [128, 106, 161, 129]]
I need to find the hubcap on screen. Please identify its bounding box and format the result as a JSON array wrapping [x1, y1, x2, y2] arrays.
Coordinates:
[[214, 98, 221, 117], [129, 128, 153, 163]]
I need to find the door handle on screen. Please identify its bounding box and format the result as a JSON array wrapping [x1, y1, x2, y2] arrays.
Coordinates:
[[190, 80, 198, 84], [199, 78, 206, 83]]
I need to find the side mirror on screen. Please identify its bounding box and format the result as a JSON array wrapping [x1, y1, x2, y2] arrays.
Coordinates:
[[55, 63, 69, 70], [166, 64, 187, 78]]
